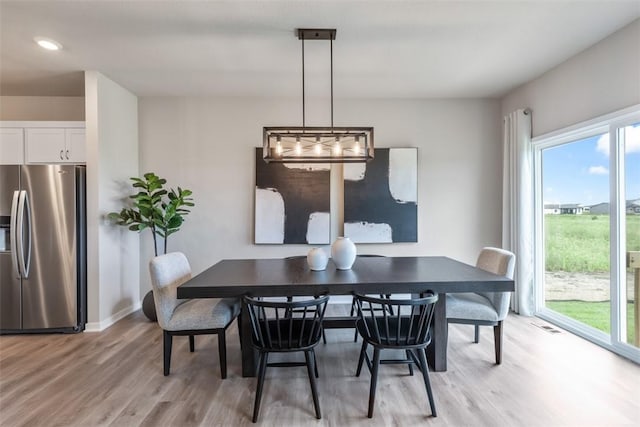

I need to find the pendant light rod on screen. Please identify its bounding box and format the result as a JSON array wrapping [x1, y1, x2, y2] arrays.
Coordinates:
[[301, 34, 305, 128], [297, 29, 337, 130], [330, 38, 334, 129]]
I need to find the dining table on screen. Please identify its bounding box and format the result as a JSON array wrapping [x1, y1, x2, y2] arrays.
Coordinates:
[[177, 255, 514, 377]]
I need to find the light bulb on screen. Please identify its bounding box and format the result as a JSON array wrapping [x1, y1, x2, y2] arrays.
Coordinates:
[[333, 140, 342, 156], [275, 136, 282, 156], [353, 136, 360, 156], [295, 140, 302, 156]]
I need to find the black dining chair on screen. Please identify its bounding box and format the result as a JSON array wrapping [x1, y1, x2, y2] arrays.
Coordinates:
[[348, 255, 393, 342], [285, 255, 327, 343], [353, 293, 439, 418], [244, 294, 330, 422]]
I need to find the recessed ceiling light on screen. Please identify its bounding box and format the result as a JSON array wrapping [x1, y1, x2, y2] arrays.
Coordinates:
[[34, 37, 62, 51]]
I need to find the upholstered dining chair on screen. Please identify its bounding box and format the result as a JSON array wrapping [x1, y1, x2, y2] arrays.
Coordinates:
[[149, 252, 240, 378], [446, 247, 516, 364]]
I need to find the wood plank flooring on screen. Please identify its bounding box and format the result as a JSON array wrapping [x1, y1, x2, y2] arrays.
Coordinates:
[[1, 308, 639, 426]]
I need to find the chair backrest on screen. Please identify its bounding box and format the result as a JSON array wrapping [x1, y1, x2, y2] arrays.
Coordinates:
[[149, 252, 192, 330], [475, 247, 516, 320], [354, 293, 438, 348], [244, 295, 329, 351]]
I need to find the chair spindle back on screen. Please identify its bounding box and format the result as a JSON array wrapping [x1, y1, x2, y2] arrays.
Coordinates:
[[354, 293, 438, 347], [244, 295, 329, 351]]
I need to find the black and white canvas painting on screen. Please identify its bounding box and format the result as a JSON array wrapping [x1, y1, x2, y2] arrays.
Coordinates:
[[255, 148, 330, 244], [344, 148, 418, 243]]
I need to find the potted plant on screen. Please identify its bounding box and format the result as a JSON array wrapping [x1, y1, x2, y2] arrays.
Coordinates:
[[108, 172, 194, 320]]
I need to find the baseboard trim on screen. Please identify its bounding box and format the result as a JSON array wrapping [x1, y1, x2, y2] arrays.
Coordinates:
[[85, 302, 141, 332]]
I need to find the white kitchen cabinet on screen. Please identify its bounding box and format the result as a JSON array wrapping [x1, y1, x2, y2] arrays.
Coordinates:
[[25, 127, 86, 164], [65, 128, 86, 163], [0, 128, 24, 165], [0, 122, 85, 164]]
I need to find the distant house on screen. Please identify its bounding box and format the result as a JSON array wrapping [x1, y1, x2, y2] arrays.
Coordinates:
[[589, 202, 610, 215], [561, 204, 587, 214], [544, 204, 561, 214], [588, 200, 640, 215], [544, 203, 588, 215], [627, 199, 640, 214]]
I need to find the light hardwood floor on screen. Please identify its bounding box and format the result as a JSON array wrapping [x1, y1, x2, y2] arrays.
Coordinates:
[[1, 308, 639, 426]]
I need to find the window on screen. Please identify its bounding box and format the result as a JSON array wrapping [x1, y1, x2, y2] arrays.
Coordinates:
[[533, 105, 640, 363]]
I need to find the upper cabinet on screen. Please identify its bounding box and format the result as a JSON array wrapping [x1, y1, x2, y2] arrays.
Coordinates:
[[0, 128, 25, 165], [25, 128, 86, 163], [0, 121, 85, 165]]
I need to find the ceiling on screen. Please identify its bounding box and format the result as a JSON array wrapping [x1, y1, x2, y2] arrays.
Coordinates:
[[1, 1, 639, 98]]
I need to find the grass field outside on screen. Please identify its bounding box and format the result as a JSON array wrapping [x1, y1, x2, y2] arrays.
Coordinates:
[[546, 300, 636, 343], [544, 214, 640, 272], [544, 214, 639, 344]]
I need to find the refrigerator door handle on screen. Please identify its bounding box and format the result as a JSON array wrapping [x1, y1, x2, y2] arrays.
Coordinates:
[[10, 190, 20, 278], [16, 190, 32, 279]]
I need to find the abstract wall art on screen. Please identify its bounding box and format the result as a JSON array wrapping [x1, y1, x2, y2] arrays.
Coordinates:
[[254, 148, 330, 244], [343, 148, 418, 243]]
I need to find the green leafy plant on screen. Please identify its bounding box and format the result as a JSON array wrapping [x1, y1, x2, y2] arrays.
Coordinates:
[[108, 172, 194, 256]]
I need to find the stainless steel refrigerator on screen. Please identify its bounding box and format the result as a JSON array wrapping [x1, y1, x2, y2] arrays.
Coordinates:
[[0, 165, 86, 333]]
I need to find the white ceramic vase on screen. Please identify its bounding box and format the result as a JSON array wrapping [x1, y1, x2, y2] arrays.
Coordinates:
[[331, 237, 357, 270], [307, 248, 329, 271]]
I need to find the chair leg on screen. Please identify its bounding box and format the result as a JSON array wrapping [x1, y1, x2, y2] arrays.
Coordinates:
[[163, 330, 173, 376], [406, 350, 414, 376], [189, 335, 195, 352], [367, 348, 381, 418], [252, 352, 269, 423], [218, 329, 227, 379], [356, 339, 368, 377], [416, 348, 437, 417], [307, 348, 319, 378], [494, 320, 503, 365], [352, 299, 359, 343], [322, 329, 327, 344], [474, 325, 480, 343], [305, 350, 322, 419]]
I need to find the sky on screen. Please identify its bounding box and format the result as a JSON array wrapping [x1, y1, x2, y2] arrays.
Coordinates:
[[543, 124, 640, 205]]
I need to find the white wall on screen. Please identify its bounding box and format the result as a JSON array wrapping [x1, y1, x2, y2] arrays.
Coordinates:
[[502, 19, 640, 136], [85, 71, 140, 330], [138, 96, 502, 294], [0, 96, 85, 120]]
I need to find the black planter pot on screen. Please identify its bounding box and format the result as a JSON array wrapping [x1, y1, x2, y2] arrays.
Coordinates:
[[142, 290, 157, 322]]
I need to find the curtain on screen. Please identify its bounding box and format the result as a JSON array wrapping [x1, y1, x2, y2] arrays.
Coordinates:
[[502, 109, 535, 315]]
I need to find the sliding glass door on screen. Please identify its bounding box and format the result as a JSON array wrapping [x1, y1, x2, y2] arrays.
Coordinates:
[[620, 123, 639, 350], [534, 109, 640, 362]]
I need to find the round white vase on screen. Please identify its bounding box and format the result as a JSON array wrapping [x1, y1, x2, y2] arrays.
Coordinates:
[[331, 237, 357, 270], [307, 248, 328, 271]]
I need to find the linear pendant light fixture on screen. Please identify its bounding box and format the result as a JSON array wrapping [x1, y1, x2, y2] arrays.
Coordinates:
[[263, 28, 374, 163]]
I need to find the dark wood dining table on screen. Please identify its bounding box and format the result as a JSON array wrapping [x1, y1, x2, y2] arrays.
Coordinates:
[[177, 256, 514, 377]]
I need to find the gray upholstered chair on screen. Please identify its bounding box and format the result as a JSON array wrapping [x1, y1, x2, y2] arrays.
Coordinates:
[[446, 247, 515, 364], [149, 252, 240, 378]]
